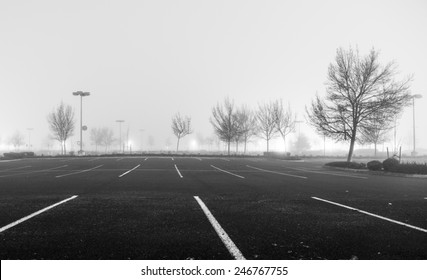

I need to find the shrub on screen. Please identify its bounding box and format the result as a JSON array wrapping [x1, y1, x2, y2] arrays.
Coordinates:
[[367, 160, 383, 171], [389, 162, 427, 174], [382, 157, 399, 171], [325, 161, 366, 169]]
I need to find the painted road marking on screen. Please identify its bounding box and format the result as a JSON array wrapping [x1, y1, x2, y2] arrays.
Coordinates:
[[194, 196, 246, 260], [88, 158, 100, 162], [220, 158, 230, 162], [171, 157, 174, 161], [55, 165, 103, 178], [285, 167, 367, 179], [174, 164, 183, 178], [144, 158, 148, 161], [246, 165, 307, 179], [0, 165, 32, 172], [211, 165, 245, 179], [195, 157, 202, 161], [118, 164, 141, 178], [0, 195, 78, 233], [116, 158, 124, 161], [0, 165, 68, 178], [312, 196, 427, 233]]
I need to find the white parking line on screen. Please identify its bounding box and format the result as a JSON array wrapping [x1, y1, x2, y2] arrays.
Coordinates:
[[211, 165, 245, 179], [0, 195, 78, 233], [118, 164, 141, 178], [116, 158, 124, 161], [195, 157, 202, 161], [220, 158, 230, 162], [88, 158, 100, 162], [55, 165, 103, 178], [0, 165, 32, 172], [246, 165, 307, 179], [194, 196, 246, 260], [144, 158, 149, 161], [174, 164, 183, 178], [312, 196, 427, 233], [285, 167, 367, 179], [171, 157, 174, 161]]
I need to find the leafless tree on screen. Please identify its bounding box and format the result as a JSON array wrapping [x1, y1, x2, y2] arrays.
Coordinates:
[[90, 128, 103, 152], [360, 111, 393, 156], [256, 101, 278, 152], [172, 113, 193, 152], [273, 100, 296, 152], [235, 105, 257, 154], [307, 47, 412, 162], [100, 128, 115, 152], [47, 102, 75, 155], [9, 131, 25, 150], [210, 98, 238, 156]]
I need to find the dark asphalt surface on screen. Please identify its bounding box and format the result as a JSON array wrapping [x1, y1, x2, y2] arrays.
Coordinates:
[[0, 156, 426, 259]]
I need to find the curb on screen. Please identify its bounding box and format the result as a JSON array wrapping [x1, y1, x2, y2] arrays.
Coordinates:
[[324, 166, 427, 179]]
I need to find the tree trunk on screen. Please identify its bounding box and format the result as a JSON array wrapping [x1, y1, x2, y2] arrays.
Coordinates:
[[267, 139, 269, 152], [244, 140, 247, 154], [374, 142, 377, 157], [347, 134, 356, 162], [283, 135, 286, 152], [63, 141, 67, 155], [176, 137, 180, 152], [227, 140, 230, 156], [236, 141, 239, 153]]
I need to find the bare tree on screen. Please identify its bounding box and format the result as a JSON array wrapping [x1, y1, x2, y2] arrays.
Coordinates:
[[172, 113, 193, 152], [256, 101, 278, 152], [235, 105, 257, 154], [210, 98, 238, 156], [90, 128, 103, 152], [273, 100, 296, 152], [307, 47, 412, 162], [9, 131, 25, 150], [360, 111, 392, 156], [47, 102, 75, 155], [100, 127, 115, 152]]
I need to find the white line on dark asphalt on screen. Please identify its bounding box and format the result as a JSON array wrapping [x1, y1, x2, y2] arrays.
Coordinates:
[[116, 158, 124, 161], [246, 165, 307, 179], [285, 167, 368, 179], [55, 165, 103, 178], [194, 196, 246, 260], [118, 164, 141, 178], [195, 157, 202, 161], [88, 158, 100, 162], [311, 196, 427, 233], [171, 157, 174, 161], [144, 158, 148, 161], [220, 158, 230, 162], [210, 165, 245, 179], [0, 165, 32, 172], [174, 164, 183, 178], [0, 195, 78, 233]]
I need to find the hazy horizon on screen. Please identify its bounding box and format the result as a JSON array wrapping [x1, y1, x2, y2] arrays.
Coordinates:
[[1, 0, 426, 155]]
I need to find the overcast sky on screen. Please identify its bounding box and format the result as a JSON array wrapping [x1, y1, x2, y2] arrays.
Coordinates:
[[1, 0, 426, 153]]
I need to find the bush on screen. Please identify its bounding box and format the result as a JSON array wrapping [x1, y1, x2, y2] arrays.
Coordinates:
[[325, 161, 366, 169], [382, 157, 399, 171], [367, 160, 383, 171], [389, 162, 427, 174]]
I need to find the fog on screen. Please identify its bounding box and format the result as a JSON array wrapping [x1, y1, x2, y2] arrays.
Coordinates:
[[1, 0, 426, 156]]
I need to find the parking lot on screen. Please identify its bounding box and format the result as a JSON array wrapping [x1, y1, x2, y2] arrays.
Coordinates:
[[0, 156, 426, 259]]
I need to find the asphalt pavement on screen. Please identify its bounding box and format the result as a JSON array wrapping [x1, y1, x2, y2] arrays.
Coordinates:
[[0, 156, 426, 259]]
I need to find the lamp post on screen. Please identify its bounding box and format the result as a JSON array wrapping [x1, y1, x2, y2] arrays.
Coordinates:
[[116, 120, 125, 153], [27, 128, 33, 149], [72, 91, 90, 155], [411, 94, 423, 156]]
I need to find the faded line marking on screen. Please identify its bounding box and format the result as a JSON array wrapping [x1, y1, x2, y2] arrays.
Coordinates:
[[220, 158, 230, 162], [211, 165, 244, 179], [55, 165, 103, 178], [312, 196, 427, 233], [0, 195, 78, 233], [171, 157, 174, 161], [116, 158, 124, 161], [118, 164, 141, 178], [285, 167, 367, 179], [246, 165, 307, 179], [194, 196, 246, 260], [88, 158, 100, 162], [144, 158, 148, 161], [0, 165, 68, 178], [174, 164, 183, 178], [195, 157, 202, 161], [0, 165, 32, 172]]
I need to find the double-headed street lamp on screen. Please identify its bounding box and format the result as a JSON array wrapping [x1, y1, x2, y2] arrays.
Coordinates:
[[411, 94, 423, 156], [73, 91, 90, 155], [116, 120, 125, 153]]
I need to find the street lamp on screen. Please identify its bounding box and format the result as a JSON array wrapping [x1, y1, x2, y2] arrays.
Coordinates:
[[73, 91, 90, 155], [27, 128, 33, 149], [116, 120, 125, 153], [411, 94, 423, 156]]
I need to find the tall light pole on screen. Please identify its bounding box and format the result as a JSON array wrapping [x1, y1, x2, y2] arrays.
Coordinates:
[[411, 94, 422, 156], [27, 128, 33, 149], [73, 91, 90, 155], [116, 120, 125, 153]]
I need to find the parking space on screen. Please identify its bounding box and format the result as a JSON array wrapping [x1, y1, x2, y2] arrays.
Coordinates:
[[0, 156, 426, 259]]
